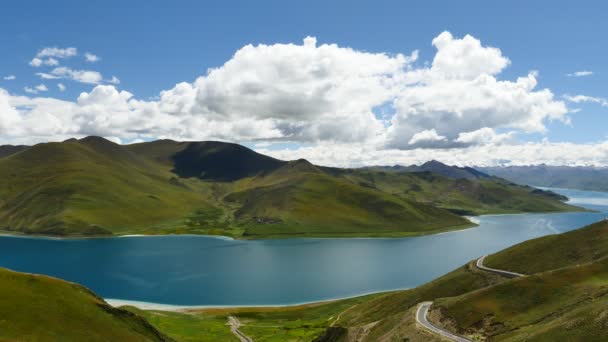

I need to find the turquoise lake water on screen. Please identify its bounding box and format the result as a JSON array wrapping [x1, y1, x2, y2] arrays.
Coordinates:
[[0, 187, 606, 306]]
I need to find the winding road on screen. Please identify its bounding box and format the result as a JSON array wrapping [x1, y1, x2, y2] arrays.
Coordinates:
[[228, 316, 253, 342], [475, 255, 525, 278], [416, 302, 471, 342], [415, 256, 525, 341]]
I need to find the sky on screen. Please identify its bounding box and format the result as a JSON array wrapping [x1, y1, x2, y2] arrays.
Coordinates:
[[1, 0, 607, 167]]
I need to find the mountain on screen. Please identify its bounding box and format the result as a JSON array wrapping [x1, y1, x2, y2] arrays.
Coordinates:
[[480, 164, 608, 191], [365, 160, 491, 180], [0, 137, 210, 235], [225, 160, 471, 238], [0, 267, 170, 341], [0, 144, 29, 158], [341, 168, 573, 216], [0, 137, 580, 238]]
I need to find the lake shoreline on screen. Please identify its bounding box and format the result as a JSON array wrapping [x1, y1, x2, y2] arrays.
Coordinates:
[[105, 288, 404, 312], [0, 208, 583, 241]]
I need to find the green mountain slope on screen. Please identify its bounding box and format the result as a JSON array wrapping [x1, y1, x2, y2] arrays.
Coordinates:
[[485, 220, 608, 274], [340, 169, 575, 215], [0, 144, 29, 158], [0, 137, 580, 238], [0, 267, 170, 341], [435, 258, 608, 341], [225, 160, 472, 238], [0, 137, 212, 235]]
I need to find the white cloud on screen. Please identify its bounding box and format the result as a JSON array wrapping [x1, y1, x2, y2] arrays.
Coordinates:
[[408, 129, 446, 145], [36, 72, 60, 79], [157, 36, 411, 143], [36, 47, 77, 59], [50, 67, 103, 84], [256, 141, 608, 168], [84, 52, 100, 63], [23, 84, 48, 94], [564, 94, 608, 107], [57, 83, 66, 91], [108, 76, 120, 84], [386, 32, 567, 149], [454, 127, 515, 145], [567, 71, 593, 77], [29, 57, 59, 67], [3, 75, 16, 80], [0, 33, 591, 166], [430, 31, 510, 80]]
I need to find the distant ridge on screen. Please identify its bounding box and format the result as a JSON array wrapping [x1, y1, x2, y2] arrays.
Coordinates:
[[0, 145, 29, 159], [364, 160, 491, 180], [480, 164, 608, 191]]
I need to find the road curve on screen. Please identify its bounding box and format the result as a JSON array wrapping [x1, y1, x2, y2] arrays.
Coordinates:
[[416, 302, 472, 342], [228, 316, 253, 342], [476, 255, 525, 278]]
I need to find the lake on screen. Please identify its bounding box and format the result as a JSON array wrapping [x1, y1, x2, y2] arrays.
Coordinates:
[[0, 187, 607, 307]]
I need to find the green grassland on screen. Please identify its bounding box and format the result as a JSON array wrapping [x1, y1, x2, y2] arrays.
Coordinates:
[[484, 220, 608, 274], [0, 137, 580, 238], [435, 258, 608, 341], [340, 169, 576, 215], [0, 267, 169, 341]]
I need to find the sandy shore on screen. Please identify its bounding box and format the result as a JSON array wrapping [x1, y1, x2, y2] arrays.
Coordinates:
[[104, 287, 407, 312]]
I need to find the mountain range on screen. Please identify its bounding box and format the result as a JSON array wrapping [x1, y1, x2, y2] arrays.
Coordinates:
[[480, 164, 608, 192], [0, 137, 578, 238]]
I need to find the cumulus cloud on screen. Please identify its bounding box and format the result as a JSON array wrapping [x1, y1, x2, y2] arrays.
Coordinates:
[[84, 52, 100, 62], [156, 36, 411, 143], [408, 129, 446, 146], [386, 32, 567, 149], [57, 83, 66, 91], [3, 75, 16, 80], [0, 33, 589, 166], [567, 71, 593, 77]]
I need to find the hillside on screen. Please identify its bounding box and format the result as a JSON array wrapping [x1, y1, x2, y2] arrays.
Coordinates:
[[0, 137, 214, 235], [225, 160, 472, 238], [340, 168, 574, 215], [434, 258, 608, 341], [0, 137, 580, 238], [0, 267, 169, 341], [485, 220, 608, 274], [364, 160, 491, 180], [0, 144, 28, 158], [480, 164, 608, 191]]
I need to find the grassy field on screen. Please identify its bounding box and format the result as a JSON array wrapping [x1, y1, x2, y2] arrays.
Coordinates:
[[435, 258, 608, 341], [484, 220, 608, 274], [0, 267, 169, 341], [124, 295, 377, 342]]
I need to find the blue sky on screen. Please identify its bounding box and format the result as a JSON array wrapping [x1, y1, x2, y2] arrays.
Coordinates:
[[1, 1, 607, 166]]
